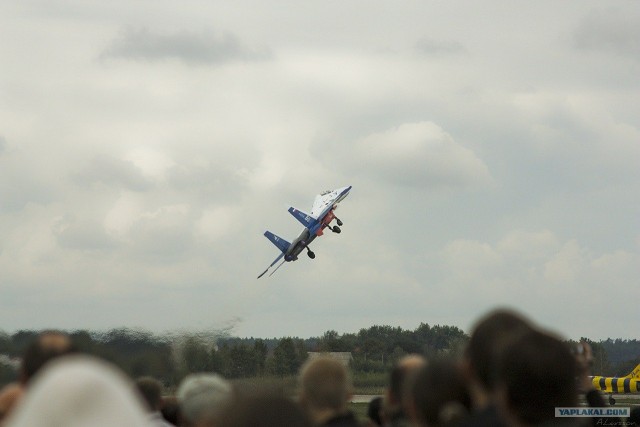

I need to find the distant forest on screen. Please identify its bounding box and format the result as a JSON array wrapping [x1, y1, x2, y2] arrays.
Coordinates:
[[1, 324, 639, 388]]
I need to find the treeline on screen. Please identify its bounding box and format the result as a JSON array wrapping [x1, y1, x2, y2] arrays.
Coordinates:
[[215, 323, 468, 377], [0, 323, 465, 388], [600, 339, 640, 375], [600, 339, 640, 364], [1, 326, 638, 389]]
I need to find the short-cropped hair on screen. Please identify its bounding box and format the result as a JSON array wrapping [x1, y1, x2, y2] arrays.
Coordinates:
[[177, 373, 232, 424], [498, 329, 578, 425], [135, 376, 163, 411], [465, 309, 532, 391], [411, 359, 471, 427], [299, 357, 351, 411]]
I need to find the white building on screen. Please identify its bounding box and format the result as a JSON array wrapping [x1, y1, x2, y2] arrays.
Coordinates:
[[307, 352, 353, 367]]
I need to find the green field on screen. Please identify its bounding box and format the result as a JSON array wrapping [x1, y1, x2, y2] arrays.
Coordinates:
[[230, 373, 387, 396]]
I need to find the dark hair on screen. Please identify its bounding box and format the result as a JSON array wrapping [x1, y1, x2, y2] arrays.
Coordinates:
[[135, 376, 163, 411], [160, 396, 180, 426], [367, 396, 383, 426], [498, 329, 578, 425], [21, 331, 76, 383], [465, 309, 532, 390], [220, 394, 312, 427], [411, 359, 471, 427], [389, 363, 407, 403], [387, 354, 427, 414]]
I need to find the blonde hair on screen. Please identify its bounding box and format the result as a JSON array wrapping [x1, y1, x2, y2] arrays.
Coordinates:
[[299, 357, 352, 411]]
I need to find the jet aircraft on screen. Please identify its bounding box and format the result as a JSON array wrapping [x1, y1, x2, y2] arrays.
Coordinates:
[[257, 185, 352, 278], [591, 363, 640, 405]]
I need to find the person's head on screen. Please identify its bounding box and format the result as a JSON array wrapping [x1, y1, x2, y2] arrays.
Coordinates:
[[463, 309, 533, 402], [21, 330, 76, 385], [367, 396, 383, 426], [135, 376, 164, 412], [219, 394, 312, 427], [0, 383, 24, 422], [408, 359, 471, 427], [298, 357, 352, 422], [384, 354, 427, 419], [496, 329, 578, 426], [629, 407, 640, 426], [4, 355, 150, 427], [161, 396, 180, 426], [176, 373, 232, 427]]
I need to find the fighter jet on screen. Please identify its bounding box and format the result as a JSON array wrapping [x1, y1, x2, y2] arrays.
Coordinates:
[[591, 363, 640, 405], [257, 185, 352, 278]]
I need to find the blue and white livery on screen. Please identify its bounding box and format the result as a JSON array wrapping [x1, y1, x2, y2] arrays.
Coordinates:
[[257, 186, 352, 278]]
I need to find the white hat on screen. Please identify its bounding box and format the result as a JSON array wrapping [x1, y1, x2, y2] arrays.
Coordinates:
[[5, 355, 150, 427]]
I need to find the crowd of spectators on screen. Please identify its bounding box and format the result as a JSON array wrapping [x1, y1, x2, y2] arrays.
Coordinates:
[[0, 309, 637, 427]]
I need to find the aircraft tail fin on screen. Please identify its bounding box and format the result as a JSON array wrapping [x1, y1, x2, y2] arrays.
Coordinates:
[[288, 207, 318, 228], [264, 231, 290, 253], [625, 363, 640, 379]]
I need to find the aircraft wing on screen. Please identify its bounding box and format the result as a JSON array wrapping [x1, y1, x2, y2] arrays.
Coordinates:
[[310, 186, 352, 219]]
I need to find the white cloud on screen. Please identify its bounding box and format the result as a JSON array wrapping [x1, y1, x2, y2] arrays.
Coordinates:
[[124, 148, 175, 181], [433, 230, 640, 338], [441, 239, 503, 280], [104, 192, 145, 237], [543, 240, 588, 283], [350, 122, 492, 188], [73, 154, 153, 192], [196, 205, 241, 241], [0, 1, 638, 340], [414, 38, 467, 56], [497, 230, 561, 261]]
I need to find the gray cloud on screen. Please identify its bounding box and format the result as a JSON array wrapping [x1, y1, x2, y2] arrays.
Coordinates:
[[1, 1, 639, 339], [414, 38, 467, 56], [165, 145, 260, 204], [0, 161, 56, 213], [53, 215, 118, 251], [73, 155, 153, 192], [126, 208, 196, 263], [167, 166, 248, 205], [573, 8, 640, 58], [102, 27, 272, 65]]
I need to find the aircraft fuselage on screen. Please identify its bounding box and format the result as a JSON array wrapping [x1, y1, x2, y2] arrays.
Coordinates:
[[284, 228, 318, 261], [591, 376, 640, 394], [258, 185, 351, 278]]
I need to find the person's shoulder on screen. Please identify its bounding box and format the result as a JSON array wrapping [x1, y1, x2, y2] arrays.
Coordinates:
[[322, 411, 361, 427], [148, 411, 175, 427], [386, 417, 411, 427], [537, 419, 588, 427], [457, 405, 506, 427]]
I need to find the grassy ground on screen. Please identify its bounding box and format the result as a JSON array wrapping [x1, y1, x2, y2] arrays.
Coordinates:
[[231, 374, 386, 395]]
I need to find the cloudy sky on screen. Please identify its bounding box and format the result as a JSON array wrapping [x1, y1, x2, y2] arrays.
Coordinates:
[[1, 1, 638, 341]]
